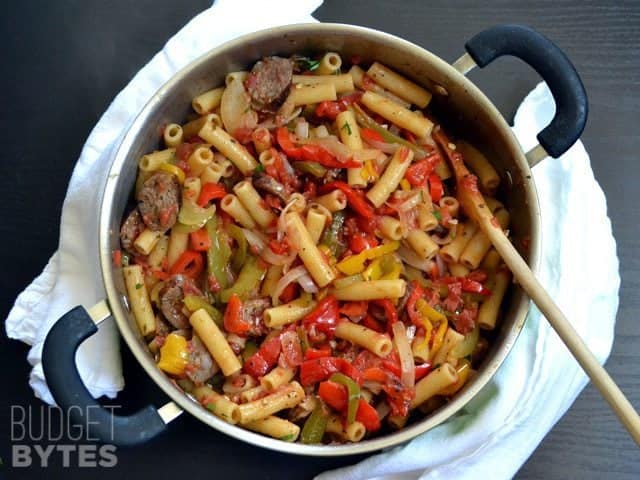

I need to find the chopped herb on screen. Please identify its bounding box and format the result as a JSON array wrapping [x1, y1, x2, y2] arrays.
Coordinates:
[[341, 122, 352, 135], [254, 164, 265, 174], [135, 283, 143, 290], [279, 434, 296, 441], [206, 402, 217, 413], [296, 57, 320, 72], [433, 210, 442, 221]]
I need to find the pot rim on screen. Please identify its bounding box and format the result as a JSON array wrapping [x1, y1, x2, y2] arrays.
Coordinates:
[[99, 22, 541, 456]]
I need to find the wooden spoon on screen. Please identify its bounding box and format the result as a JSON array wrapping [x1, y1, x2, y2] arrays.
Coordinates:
[[433, 127, 640, 445]]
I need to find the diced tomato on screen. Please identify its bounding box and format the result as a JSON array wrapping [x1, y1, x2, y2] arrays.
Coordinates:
[[442, 282, 462, 313], [280, 330, 303, 367], [356, 399, 381, 431], [304, 346, 332, 360], [269, 238, 289, 255], [112, 249, 122, 267], [318, 381, 348, 411], [467, 270, 488, 283], [404, 154, 439, 187], [176, 143, 195, 162], [339, 301, 368, 318], [223, 294, 250, 336], [244, 335, 281, 378], [315, 101, 344, 120], [428, 173, 444, 202], [189, 228, 211, 252], [461, 278, 491, 296]]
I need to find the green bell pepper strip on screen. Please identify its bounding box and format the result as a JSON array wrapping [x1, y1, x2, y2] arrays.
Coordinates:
[[320, 210, 346, 257], [219, 255, 267, 303], [241, 340, 259, 362], [329, 372, 361, 424], [293, 161, 328, 178], [300, 403, 328, 444], [353, 103, 426, 157], [226, 224, 247, 274], [183, 295, 223, 326], [205, 216, 231, 290]]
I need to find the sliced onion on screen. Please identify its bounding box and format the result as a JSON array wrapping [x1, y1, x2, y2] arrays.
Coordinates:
[[220, 74, 252, 137], [295, 118, 309, 139], [392, 321, 415, 388], [277, 197, 301, 242], [362, 137, 399, 155], [297, 273, 318, 293], [398, 245, 433, 272], [241, 228, 267, 251], [298, 135, 353, 163], [397, 191, 421, 212], [363, 381, 383, 395], [272, 265, 308, 305], [261, 248, 296, 267]]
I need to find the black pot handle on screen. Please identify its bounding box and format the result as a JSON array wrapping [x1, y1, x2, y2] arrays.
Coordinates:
[[42, 306, 167, 446], [465, 24, 588, 159]]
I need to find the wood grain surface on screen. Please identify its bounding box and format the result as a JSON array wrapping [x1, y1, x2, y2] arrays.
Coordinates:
[[0, 1, 637, 478]]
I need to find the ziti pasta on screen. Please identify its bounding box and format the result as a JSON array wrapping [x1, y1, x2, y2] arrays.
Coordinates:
[[117, 52, 513, 444]]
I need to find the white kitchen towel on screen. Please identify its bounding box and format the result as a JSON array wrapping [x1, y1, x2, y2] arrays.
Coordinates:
[[317, 83, 619, 480], [5, 2, 619, 479]]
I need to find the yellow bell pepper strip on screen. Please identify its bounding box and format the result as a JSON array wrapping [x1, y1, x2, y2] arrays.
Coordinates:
[[329, 372, 361, 425], [336, 241, 400, 275], [416, 298, 447, 324], [158, 163, 186, 184], [430, 320, 449, 361], [300, 403, 328, 444], [157, 333, 189, 376]]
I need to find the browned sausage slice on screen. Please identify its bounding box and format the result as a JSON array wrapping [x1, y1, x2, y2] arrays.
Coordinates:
[[245, 56, 293, 112], [158, 274, 203, 329], [137, 171, 181, 231], [120, 208, 145, 253], [187, 334, 219, 384]]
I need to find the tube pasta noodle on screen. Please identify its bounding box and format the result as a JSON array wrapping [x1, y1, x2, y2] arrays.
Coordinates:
[[189, 309, 242, 376], [439, 221, 478, 263], [477, 269, 512, 330], [335, 320, 393, 357], [289, 83, 337, 106], [285, 212, 336, 287], [292, 74, 354, 93], [410, 364, 459, 409], [245, 416, 301, 442], [233, 180, 277, 228], [332, 279, 406, 301], [306, 206, 329, 244], [119, 52, 516, 445], [457, 140, 500, 191], [367, 146, 413, 207], [237, 381, 305, 424], [139, 148, 176, 172], [193, 385, 241, 424], [260, 367, 295, 391], [361, 91, 433, 137], [366, 62, 432, 108], [192, 87, 224, 115], [123, 265, 155, 336], [163, 124, 183, 148], [221, 194, 257, 229], [264, 296, 317, 328]]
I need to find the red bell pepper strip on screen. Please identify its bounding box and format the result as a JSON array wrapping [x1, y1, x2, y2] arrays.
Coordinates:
[[467, 269, 488, 283], [189, 228, 211, 252], [362, 367, 387, 383], [315, 101, 344, 120], [339, 301, 368, 318], [348, 233, 379, 254], [362, 314, 384, 333], [302, 295, 340, 337], [276, 127, 360, 169], [223, 294, 250, 335], [414, 362, 433, 381], [371, 299, 398, 329], [243, 335, 281, 378], [304, 346, 332, 360], [169, 250, 204, 279], [197, 183, 227, 207], [405, 281, 425, 326], [360, 127, 385, 144], [428, 173, 444, 202], [319, 181, 375, 220], [299, 356, 362, 386], [318, 380, 348, 411], [355, 399, 381, 431]]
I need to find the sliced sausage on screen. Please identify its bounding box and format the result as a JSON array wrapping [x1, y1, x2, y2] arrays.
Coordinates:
[[158, 274, 203, 329], [120, 208, 145, 252], [245, 56, 293, 112], [137, 171, 181, 231], [187, 334, 219, 384], [243, 297, 271, 337]]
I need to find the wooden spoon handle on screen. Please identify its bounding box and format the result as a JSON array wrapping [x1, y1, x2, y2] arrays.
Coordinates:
[[484, 224, 640, 445]]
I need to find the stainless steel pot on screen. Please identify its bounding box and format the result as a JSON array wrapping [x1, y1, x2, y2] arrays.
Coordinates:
[[42, 23, 586, 455]]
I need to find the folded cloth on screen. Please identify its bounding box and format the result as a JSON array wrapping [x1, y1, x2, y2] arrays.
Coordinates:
[[316, 82, 619, 479], [5, 0, 323, 405], [6, 2, 620, 478]]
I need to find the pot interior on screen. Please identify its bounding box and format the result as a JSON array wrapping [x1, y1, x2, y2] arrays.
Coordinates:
[[100, 23, 540, 456]]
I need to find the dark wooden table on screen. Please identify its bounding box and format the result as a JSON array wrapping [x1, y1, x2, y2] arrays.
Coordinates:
[[1, 1, 638, 478]]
